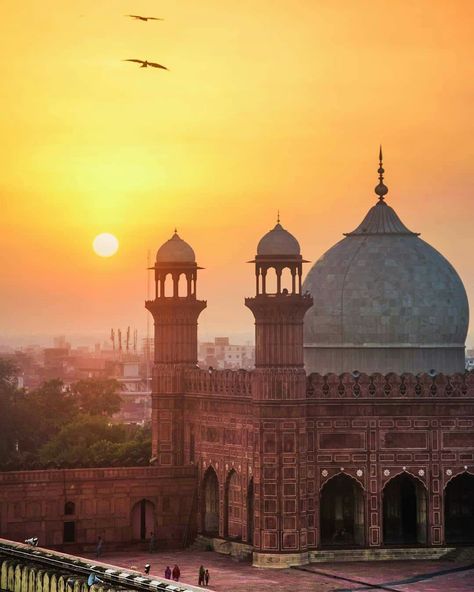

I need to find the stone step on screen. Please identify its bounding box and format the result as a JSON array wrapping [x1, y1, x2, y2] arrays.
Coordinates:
[[309, 547, 454, 563]]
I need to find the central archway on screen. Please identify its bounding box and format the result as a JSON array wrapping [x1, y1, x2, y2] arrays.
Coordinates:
[[383, 473, 427, 545], [320, 474, 365, 547], [445, 473, 474, 544], [201, 466, 220, 536]]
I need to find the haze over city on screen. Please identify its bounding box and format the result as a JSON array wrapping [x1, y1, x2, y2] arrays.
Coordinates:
[[1, 0, 473, 347]]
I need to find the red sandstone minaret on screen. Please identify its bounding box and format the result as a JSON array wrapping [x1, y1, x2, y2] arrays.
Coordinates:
[[245, 219, 313, 566], [245, 217, 313, 368], [146, 230, 206, 465]]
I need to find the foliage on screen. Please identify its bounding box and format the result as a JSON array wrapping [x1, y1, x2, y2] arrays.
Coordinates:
[[72, 378, 122, 416], [0, 360, 151, 471]]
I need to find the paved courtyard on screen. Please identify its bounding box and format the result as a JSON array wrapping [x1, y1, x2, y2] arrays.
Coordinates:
[[88, 548, 474, 592]]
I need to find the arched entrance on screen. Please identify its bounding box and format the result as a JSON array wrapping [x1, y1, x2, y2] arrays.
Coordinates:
[[202, 467, 219, 536], [247, 478, 254, 545], [131, 499, 156, 541], [383, 473, 427, 545], [224, 469, 242, 539], [445, 473, 474, 544], [320, 474, 365, 547]]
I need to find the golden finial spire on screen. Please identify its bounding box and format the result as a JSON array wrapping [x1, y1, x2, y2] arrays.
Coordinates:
[[375, 145, 388, 202], [277, 210, 280, 224]]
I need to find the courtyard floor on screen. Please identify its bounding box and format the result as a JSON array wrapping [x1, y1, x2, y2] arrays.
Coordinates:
[[88, 548, 474, 592]]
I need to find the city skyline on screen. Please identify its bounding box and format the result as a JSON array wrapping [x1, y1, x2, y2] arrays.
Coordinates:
[[1, 1, 473, 346]]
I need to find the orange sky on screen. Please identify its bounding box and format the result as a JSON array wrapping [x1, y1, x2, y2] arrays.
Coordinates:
[[0, 1, 473, 347]]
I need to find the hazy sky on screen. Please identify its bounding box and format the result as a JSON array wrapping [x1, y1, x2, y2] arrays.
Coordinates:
[[0, 1, 473, 347]]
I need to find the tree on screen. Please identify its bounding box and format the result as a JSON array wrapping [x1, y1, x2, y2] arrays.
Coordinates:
[[72, 378, 122, 416], [0, 360, 21, 468]]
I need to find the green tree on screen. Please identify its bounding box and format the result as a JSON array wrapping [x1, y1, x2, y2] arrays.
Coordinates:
[[0, 359, 21, 468], [72, 378, 122, 416]]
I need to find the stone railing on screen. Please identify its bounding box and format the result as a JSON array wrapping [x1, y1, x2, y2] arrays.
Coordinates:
[[306, 372, 474, 399], [0, 538, 206, 592], [184, 368, 252, 397]]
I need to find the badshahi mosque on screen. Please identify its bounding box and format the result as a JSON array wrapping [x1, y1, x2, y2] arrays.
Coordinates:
[[0, 152, 473, 567]]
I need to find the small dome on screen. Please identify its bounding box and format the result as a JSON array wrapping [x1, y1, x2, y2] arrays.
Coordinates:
[[257, 223, 301, 256], [156, 231, 195, 263]]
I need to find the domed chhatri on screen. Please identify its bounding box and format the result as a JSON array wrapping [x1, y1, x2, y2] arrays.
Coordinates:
[[303, 150, 469, 375], [257, 217, 301, 257], [156, 230, 196, 263]]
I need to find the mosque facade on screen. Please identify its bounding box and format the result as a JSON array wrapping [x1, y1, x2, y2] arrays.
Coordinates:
[[0, 156, 472, 565], [146, 155, 474, 566]]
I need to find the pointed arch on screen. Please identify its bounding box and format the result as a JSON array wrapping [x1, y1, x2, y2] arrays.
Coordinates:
[[382, 473, 427, 545], [201, 466, 220, 536], [320, 473, 365, 547], [444, 472, 474, 544], [131, 498, 156, 541]]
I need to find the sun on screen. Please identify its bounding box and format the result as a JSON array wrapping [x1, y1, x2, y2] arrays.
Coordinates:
[[92, 233, 119, 257]]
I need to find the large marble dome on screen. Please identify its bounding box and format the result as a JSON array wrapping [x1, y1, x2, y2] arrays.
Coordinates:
[[303, 161, 469, 375]]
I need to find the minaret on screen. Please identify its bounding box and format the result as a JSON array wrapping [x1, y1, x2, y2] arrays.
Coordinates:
[[145, 230, 206, 465], [245, 218, 313, 368], [245, 219, 313, 567]]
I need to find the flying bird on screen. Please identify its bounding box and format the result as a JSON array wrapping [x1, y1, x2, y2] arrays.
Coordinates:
[[124, 59, 169, 70], [125, 15, 163, 21]]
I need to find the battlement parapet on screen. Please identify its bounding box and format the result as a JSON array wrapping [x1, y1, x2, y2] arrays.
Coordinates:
[[184, 368, 252, 397], [307, 371, 474, 399]]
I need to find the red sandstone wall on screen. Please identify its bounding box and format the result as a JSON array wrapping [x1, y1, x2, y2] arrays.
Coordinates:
[[0, 466, 197, 549]]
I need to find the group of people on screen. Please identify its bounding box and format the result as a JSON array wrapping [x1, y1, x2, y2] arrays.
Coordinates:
[[198, 565, 210, 587], [163, 564, 181, 582], [142, 563, 210, 587]]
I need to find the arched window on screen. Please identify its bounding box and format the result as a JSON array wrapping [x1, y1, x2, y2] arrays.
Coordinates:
[[64, 501, 75, 515]]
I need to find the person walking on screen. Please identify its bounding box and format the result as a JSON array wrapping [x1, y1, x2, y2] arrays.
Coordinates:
[[95, 536, 103, 559], [198, 565, 205, 586], [172, 564, 180, 582], [204, 569, 210, 587], [164, 566, 171, 580], [144, 564, 151, 575]]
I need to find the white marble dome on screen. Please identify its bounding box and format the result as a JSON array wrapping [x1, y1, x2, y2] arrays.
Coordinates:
[[303, 198, 469, 375], [156, 231, 195, 263]]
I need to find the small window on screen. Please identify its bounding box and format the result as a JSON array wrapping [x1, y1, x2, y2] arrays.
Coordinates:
[[64, 501, 75, 515], [63, 521, 75, 543]]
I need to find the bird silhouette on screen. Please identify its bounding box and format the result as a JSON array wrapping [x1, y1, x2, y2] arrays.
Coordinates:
[[124, 59, 169, 70], [125, 15, 163, 21]]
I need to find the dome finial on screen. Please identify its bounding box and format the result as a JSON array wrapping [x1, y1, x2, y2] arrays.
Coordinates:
[[277, 210, 280, 224], [174, 227, 178, 234], [375, 145, 389, 202]]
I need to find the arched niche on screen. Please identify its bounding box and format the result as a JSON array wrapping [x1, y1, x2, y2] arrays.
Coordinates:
[[320, 473, 365, 547], [131, 498, 156, 541], [382, 473, 427, 545], [444, 472, 474, 544], [201, 466, 220, 536]]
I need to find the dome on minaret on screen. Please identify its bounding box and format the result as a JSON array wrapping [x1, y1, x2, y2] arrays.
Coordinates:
[[303, 149, 469, 375], [257, 221, 301, 256], [156, 230, 196, 263]]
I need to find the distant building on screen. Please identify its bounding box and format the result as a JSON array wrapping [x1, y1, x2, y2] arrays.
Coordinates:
[[198, 337, 255, 369]]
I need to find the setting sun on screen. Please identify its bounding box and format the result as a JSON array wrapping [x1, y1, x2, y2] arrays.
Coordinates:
[[93, 233, 119, 257]]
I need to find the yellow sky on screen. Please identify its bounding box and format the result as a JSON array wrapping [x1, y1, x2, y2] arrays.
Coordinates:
[[0, 1, 473, 346]]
